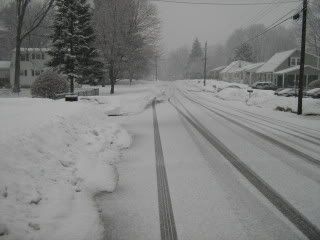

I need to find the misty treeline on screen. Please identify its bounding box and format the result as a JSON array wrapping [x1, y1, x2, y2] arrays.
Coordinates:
[[0, 0, 161, 94], [163, 0, 320, 80]]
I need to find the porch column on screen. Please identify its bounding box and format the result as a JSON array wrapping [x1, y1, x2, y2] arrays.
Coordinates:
[[282, 74, 285, 88], [306, 74, 309, 89]]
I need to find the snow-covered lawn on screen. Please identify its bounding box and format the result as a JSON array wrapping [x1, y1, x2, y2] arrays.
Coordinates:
[[185, 79, 320, 116], [0, 80, 161, 240]]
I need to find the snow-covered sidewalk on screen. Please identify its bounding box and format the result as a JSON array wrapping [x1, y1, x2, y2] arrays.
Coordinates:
[[0, 81, 162, 240]]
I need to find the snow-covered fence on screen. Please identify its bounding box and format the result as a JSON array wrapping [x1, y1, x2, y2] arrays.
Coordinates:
[[53, 88, 99, 100]]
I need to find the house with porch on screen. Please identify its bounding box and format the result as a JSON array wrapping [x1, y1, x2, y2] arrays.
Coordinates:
[[208, 66, 226, 80], [256, 49, 320, 88], [10, 48, 50, 88], [219, 60, 252, 82], [232, 62, 265, 85]]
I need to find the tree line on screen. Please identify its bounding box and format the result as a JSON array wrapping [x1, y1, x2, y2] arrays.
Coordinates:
[[0, 0, 161, 94], [163, 0, 320, 80]]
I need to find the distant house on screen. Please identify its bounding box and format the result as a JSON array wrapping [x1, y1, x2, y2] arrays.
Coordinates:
[[0, 61, 10, 87], [232, 62, 265, 85], [10, 48, 50, 88], [219, 60, 252, 82], [256, 49, 320, 88], [208, 66, 226, 80]]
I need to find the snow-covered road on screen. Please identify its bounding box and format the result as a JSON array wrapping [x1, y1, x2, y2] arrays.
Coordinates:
[[98, 81, 320, 240]]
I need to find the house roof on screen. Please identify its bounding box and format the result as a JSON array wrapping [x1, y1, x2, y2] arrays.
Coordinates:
[[233, 62, 265, 73], [274, 65, 320, 74], [209, 66, 226, 72], [220, 61, 252, 74], [0, 61, 10, 69], [256, 49, 297, 73]]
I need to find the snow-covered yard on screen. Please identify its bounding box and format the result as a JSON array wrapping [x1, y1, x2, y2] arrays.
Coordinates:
[[186, 79, 320, 116], [0, 80, 162, 240]]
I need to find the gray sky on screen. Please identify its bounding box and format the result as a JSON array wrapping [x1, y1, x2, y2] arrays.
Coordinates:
[[153, 0, 300, 52]]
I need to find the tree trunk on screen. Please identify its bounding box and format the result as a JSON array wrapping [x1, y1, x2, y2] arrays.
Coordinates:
[[13, 22, 23, 93], [109, 62, 115, 94]]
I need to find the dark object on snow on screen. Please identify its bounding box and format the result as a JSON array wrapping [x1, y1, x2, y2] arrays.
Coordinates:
[[0, 223, 9, 236], [65, 95, 78, 102], [252, 82, 277, 90], [308, 79, 320, 89], [31, 71, 68, 99]]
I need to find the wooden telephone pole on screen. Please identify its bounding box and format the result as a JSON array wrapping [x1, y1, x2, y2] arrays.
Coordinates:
[[297, 0, 308, 115], [203, 41, 207, 87]]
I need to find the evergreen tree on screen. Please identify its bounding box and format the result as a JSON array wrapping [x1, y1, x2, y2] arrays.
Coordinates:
[[48, 0, 103, 92], [189, 38, 203, 63], [186, 38, 203, 79], [233, 43, 255, 62], [75, 0, 104, 85]]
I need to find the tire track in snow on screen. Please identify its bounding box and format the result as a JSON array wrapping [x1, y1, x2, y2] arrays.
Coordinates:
[[169, 97, 320, 240], [152, 100, 178, 240]]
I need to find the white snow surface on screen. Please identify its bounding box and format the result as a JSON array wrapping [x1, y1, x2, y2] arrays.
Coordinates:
[[0, 81, 160, 240]]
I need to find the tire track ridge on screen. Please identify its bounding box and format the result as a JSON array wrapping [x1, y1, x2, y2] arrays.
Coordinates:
[[152, 100, 178, 240]]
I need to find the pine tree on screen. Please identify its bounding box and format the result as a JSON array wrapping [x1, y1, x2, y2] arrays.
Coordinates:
[[48, 0, 103, 92], [189, 38, 203, 63], [186, 38, 203, 79], [234, 43, 255, 62], [75, 0, 104, 85]]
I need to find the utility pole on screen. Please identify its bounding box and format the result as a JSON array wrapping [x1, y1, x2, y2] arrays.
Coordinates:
[[203, 41, 207, 87], [155, 55, 158, 81], [297, 0, 308, 115]]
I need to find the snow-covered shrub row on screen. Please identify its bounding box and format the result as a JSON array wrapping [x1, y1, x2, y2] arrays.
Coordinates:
[[0, 99, 132, 240], [31, 71, 68, 98]]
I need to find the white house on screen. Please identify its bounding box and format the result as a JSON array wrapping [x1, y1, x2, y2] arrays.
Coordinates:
[[219, 60, 252, 82], [10, 48, 50, 88]]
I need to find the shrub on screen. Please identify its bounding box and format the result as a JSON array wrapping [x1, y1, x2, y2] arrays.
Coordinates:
[[31, 71, 68, 98], [308, 79, 320, 89]]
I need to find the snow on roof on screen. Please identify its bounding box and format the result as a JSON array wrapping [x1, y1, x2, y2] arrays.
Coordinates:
[[256, 49, 297, 73], [233, 62, 265, 73], [209, 66, 227, 72], [274, 65, 320, 74], [0, 61, 10, 69], [13, 48, 50, 52], [221, 61, 252, 74]]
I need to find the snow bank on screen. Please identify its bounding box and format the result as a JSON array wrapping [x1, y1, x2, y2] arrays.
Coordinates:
[[0, 98, 132, 240]]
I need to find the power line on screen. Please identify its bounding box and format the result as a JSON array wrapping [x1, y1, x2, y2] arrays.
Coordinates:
[[150, 0, 300, 6], [243, 5, 302, 44]]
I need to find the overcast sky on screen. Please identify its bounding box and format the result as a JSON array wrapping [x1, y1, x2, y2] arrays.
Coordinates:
[[153, 0, 300, 52]]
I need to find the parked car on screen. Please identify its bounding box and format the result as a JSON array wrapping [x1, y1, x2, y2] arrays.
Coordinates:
[[274, 88, 285, 95], [281, 88, 307, 97], [252, 82, 277, 90], [275, 88, 292, 96], [306, 88, 320, 98]]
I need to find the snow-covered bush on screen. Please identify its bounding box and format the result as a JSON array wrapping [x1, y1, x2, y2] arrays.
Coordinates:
[[31, 71, 68, 98], [308, 80, 320, 89]]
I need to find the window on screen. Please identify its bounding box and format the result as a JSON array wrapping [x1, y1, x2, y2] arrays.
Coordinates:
[[19, 70, 28, 76], [36, 53, 41, 60], [32, 70, 35, 76], [41, 53, 45, 60], [290, 57, 300, 66], [21, 54, 26, 61], [35, 70, 41, 76], [32, 53, 36, 60]]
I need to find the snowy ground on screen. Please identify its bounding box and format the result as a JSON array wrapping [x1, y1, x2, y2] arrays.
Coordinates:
[[0, 80, 163, 240], [1, 79, 319, 240]]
